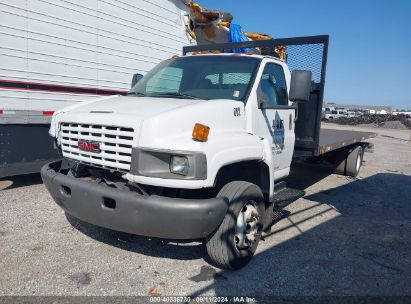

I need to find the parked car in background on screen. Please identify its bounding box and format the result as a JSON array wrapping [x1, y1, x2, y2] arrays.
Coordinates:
[[324, 110, 349, 120], [347, 111, 359, 118]]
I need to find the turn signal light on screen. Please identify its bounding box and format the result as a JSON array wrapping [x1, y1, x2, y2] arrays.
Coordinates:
[[192, 123, 210, 142]]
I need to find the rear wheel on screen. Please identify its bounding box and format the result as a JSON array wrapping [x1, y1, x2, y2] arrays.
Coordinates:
[[346, 146, 363, 177], [206, 181, 265, 270], [335, 146, 363, 177]]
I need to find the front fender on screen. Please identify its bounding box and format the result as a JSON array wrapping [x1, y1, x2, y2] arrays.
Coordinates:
[[204, 133, 264, 187]]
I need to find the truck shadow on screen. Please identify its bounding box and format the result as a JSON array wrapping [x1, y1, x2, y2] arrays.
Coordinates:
[[286, 161, 336, 189], [65, 213, 206, 261], [186, 172, 411, 296], [0, 173, 43, 191]]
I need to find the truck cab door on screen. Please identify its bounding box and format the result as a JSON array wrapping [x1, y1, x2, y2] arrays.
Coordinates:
[[253, 61, 296, 181]]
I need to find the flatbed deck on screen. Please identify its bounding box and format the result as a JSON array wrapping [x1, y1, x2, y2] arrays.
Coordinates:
[[317, 128, 377, 155]]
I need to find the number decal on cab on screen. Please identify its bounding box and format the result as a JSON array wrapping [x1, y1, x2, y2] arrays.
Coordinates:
[[233, 107, 241, 117]]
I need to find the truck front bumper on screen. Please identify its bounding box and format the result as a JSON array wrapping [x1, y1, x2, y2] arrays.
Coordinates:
[[41, 161, 228, 240]]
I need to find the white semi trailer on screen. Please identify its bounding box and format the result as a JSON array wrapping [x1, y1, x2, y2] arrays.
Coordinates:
[[0, 0, 195, 176]]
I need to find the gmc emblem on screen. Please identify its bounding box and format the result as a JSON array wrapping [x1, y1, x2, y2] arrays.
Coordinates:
[[78, 140, 101, 153]]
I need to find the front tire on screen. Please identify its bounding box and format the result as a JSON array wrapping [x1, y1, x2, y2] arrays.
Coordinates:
[[206, 181, 265, 270]]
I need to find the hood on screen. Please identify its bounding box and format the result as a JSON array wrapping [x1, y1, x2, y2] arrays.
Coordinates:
[[63, 95, 201, 119], [50, 95, 201, 137]]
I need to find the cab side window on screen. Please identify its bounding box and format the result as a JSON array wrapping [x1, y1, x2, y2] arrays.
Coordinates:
[[257, 63, 288, 106]]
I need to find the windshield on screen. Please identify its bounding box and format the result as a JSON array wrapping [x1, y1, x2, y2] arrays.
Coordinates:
[[130, 56, 260, 101]]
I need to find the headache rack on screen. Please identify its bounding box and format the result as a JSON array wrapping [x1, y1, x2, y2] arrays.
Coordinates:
[[183, 35, 329, 157]]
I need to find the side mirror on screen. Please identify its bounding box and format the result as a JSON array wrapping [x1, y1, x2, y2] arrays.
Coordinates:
[[289, 70, 312, 103], [131, 73, 143, 88]]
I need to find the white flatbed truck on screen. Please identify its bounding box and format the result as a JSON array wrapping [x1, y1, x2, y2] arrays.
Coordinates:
[[41, 36, 376, 269]]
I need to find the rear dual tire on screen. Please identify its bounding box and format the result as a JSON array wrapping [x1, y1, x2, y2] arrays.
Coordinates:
[[205, 181, 265, 270], [335, 146, 363, 177]]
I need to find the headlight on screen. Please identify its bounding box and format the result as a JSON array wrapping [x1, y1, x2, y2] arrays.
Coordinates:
[[170, 156, 189, 176], [130, 148, 206, 180]]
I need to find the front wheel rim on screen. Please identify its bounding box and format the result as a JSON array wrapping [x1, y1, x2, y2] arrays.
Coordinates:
[[234, 202, 261, 249]]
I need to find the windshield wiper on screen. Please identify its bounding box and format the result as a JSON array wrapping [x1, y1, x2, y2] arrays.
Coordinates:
[[127, 91, 146, 97], [152, 92, 199, 99]]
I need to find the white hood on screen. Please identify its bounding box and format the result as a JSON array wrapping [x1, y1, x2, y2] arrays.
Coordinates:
[[49, 95, 200, 137], [65, 96, 200, 119]]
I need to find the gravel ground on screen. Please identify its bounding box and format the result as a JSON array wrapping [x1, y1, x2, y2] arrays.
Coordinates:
[[0, 124, 410, 296]]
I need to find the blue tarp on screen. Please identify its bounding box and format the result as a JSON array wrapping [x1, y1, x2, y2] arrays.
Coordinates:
[[228, 23, 253, 53]]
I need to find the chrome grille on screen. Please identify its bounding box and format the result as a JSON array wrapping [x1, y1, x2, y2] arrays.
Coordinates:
[[60, 123, 134, 172]]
